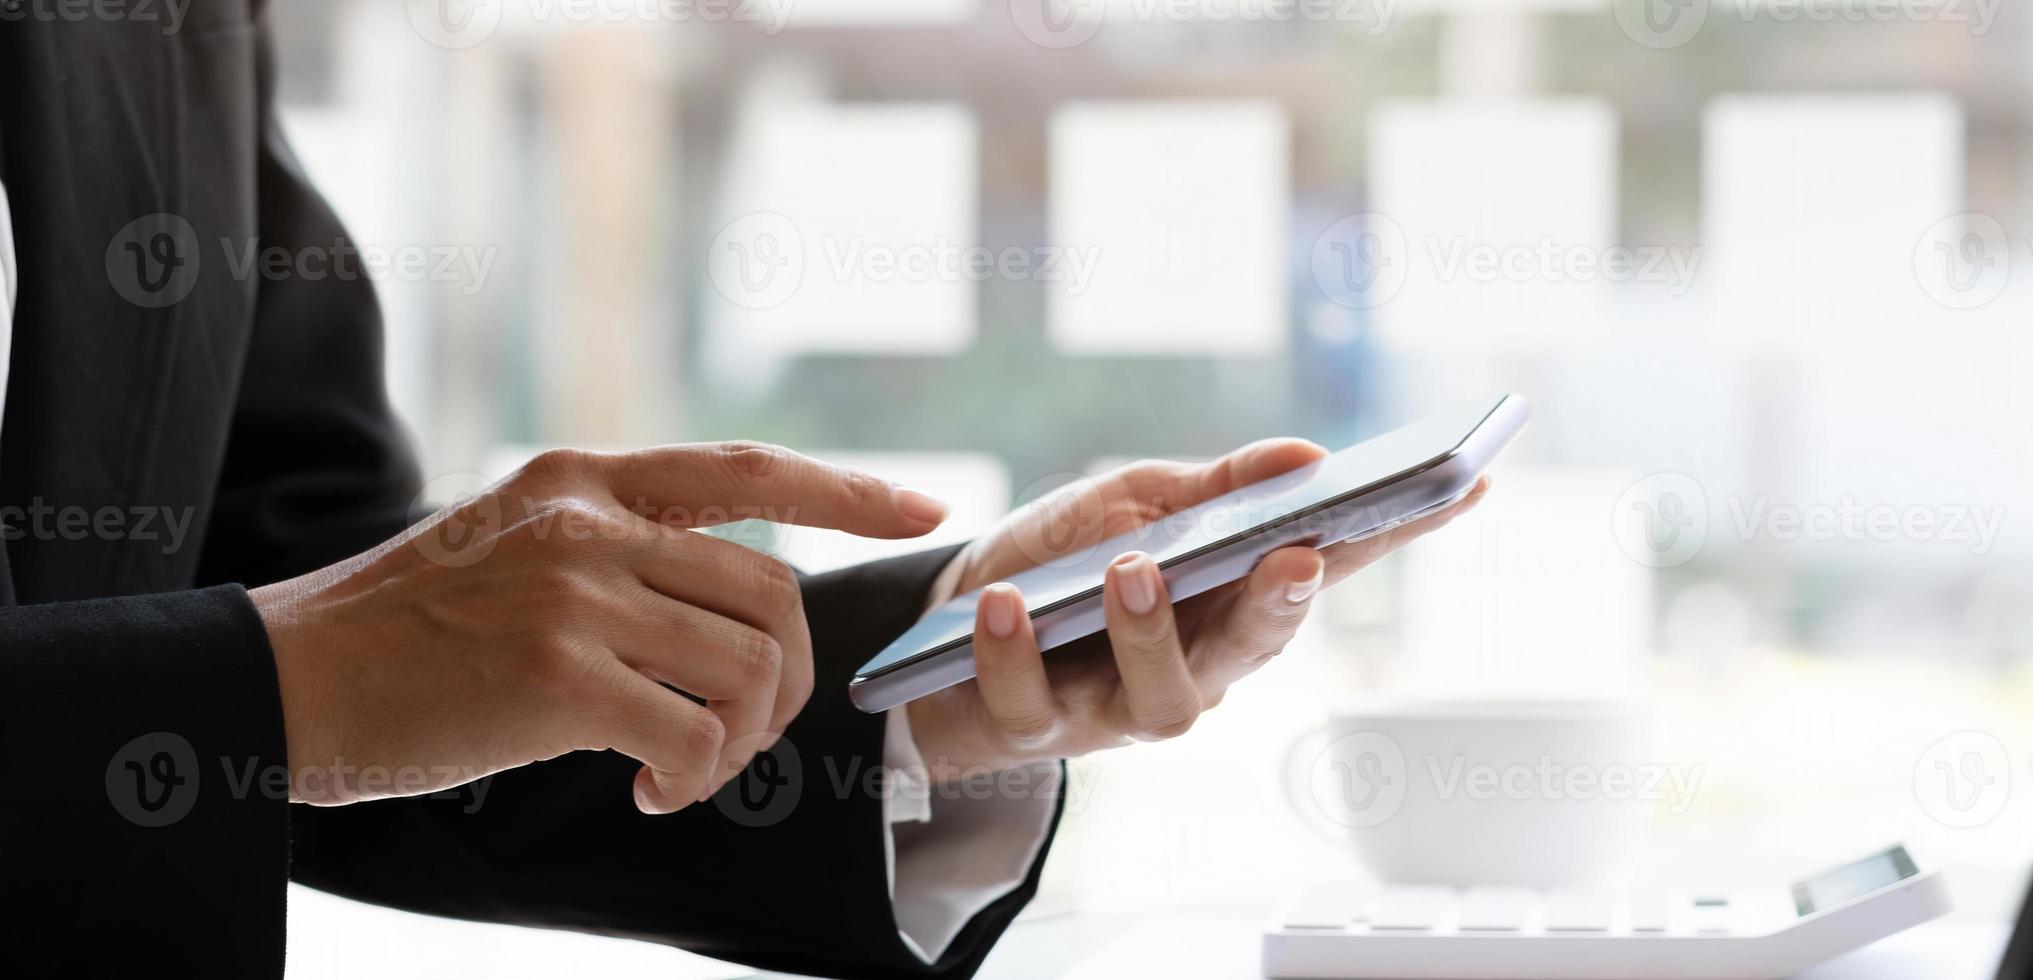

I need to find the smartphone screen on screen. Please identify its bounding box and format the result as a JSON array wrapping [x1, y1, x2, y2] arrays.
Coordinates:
[[855, 399, 1506, 681]]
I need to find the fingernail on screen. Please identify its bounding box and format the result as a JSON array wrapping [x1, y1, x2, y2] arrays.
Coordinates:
[[634, 779, 655, 814], [984, 584, 1021, 639], [891, 485, 950, 525], [1113, 552, 1160, 615], [1285, 568, 1325, 605]]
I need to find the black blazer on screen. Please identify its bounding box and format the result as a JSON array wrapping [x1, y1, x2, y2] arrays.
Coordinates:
[[0, 4, 1058, 976]]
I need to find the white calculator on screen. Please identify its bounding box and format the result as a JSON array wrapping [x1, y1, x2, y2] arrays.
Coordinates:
[[1263, 844, 1951, 979]]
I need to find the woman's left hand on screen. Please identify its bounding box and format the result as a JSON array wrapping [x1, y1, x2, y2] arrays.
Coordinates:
[[903, 438, 1491, 778]]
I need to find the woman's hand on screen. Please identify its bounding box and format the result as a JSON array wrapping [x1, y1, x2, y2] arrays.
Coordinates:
[[904, 438, 1490, 777]]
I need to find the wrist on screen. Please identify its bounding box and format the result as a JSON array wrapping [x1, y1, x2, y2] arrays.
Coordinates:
[[250, 578, 323, 797]]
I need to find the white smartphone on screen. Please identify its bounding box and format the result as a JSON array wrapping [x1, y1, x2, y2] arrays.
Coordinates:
[[847, 395, 1531, 713]]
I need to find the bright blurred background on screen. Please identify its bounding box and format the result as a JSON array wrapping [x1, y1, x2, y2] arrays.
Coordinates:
[[275, 0, 2033, 972]]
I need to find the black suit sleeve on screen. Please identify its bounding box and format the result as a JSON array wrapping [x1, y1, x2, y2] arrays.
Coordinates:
[[0, 585, 293, 976], [189, 25, 421, 593], [2, 16, 402, 978], [291, 546, 1066, 980], [176, 19, 1054, 980]]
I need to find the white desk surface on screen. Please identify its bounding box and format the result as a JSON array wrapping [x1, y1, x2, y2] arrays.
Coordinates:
[[287, 883, 2011, 980]]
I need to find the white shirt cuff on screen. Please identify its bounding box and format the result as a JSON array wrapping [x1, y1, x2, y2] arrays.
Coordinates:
[[879, 698, 1059, 964]]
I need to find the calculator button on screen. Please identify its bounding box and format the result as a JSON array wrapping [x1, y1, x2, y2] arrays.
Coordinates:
[[1626, 895, 1670, 933], [1545, 891, 1614, 931], [1371, 886, 1454, 930], [1282, 888, 1376, 930], [1691, 907, 1733, 935], [1459, 887, 1538, 931]]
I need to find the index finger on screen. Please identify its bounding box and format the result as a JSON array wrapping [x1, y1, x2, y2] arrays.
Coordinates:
[[602, 441, 950, 538]]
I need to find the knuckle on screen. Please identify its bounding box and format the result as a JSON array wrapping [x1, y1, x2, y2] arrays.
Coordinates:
[[838, 468, 889, 509], [523, 447, 599, 484], [1253, 597, 1310, 633], [530, 640, 600, 700], [738, 631, 784, 680], [751, 555, 802, 610], [680, 710, 727, 758], [1237, 642, 1290, 668], [715, 441, 789, 483], [1118, 459, 1189, 494], [1001, 710, 1060, 749], [1124, 629, 1182, 665], [1134, 697, 1202, 741]]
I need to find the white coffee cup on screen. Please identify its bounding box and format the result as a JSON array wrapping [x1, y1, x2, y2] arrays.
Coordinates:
[[1291, 696, 1657, 887]]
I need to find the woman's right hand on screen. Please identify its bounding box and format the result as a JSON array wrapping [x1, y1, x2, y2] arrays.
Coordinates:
[[252, 442, 949, 814]]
